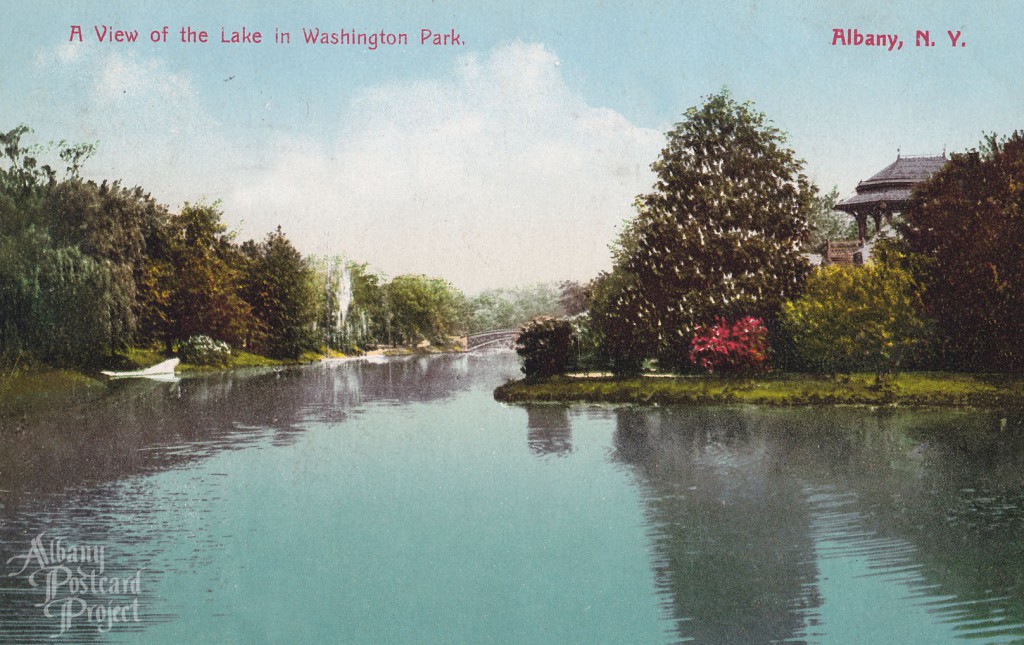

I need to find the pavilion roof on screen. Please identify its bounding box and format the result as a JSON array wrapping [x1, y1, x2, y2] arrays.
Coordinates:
[[836, 154, 946, 212]]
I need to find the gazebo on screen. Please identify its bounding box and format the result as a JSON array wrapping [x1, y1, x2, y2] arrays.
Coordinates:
[[836, 153, 947, 240]]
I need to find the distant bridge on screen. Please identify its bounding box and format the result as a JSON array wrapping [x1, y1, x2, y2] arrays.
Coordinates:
[[466, 329, 518, 351]]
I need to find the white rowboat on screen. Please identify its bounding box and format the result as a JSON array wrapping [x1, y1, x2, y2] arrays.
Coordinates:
[[101, 358, 180, 378]]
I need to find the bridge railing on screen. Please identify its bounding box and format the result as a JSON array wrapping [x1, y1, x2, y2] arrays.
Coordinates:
[[465, 329, 518, 350]]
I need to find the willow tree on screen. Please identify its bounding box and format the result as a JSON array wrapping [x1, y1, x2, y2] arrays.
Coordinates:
[[610, 91, 815, 369]]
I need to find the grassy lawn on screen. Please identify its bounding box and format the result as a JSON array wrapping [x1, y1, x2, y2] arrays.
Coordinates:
[[493, 372, 1024, 408], [176, 349, 326, 372]]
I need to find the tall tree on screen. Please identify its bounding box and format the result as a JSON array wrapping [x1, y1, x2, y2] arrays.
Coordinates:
[[0, 127, 138, 363], [899, 132, 1024, 371], [586, 267, 648, 374], [44, 179, 174, 349], [29, 245, 134, 367], [168, 203, 254, 348], [241, 227, 318, 359], [608, 91, 815, 369], [346, 262, 388, 348]]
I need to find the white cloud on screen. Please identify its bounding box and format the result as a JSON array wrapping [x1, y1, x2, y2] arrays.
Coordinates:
[[31, 40, 662, 292], [229, 41, 662, 292], [32, 46, 237, 206]]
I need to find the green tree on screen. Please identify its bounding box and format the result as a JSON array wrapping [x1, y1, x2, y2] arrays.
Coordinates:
[[0, 126, 56, 212], [804, 185, 857, 251], [558, 280, 591, 317], [0, 228, 47, 361], [384, 274, 467, 346], [609, 91, 815, 370], [29, 245, 134, 366], [241, 227, 318, 359], [586, 267, 647, 375], [781, 257, 929, 380], [466, 283, 564, 333], [899, 132, 1024, 371], [168, 203, 254, 348], [0, 127, 140, 363], [44, 179, 174, 349], [346, 262, 388, 348]]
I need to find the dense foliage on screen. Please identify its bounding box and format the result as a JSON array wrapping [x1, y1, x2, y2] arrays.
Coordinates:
[[167, 203, 256, 350], [383, 274, 467, 346], [0, 126, 471, 368], [595, 91, 815, 371], [0, 127, 149, 365], [899, 132, 1024, 371], [516, 316, 573, 378], [688, 317, 769, 375], [804, 186, 858, 252], [241, 227, 319, 358], [586, 268, 647, 375], [466, 283, 564, 333], [781, 257, 929, 378]]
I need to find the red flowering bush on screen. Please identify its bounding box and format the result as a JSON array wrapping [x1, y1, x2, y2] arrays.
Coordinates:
[[688, 317, 770, 375]]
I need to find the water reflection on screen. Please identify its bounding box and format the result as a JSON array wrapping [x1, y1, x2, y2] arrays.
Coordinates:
[[0, 354, 481, 643], [3, 352, 1024, 643], [0, 355, 476, 503], [612, 407, 820, 642], [610, 406, 1024, 643], [526, 406, 573, 457]]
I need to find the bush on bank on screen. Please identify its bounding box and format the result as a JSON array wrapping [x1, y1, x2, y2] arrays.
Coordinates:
[[516, 317, 573, 379], [781, 258, 929, 380], [689, 317, 770, 375]]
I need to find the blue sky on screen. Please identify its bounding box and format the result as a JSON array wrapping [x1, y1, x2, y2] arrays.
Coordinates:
[[2, 1, 1020, 292]]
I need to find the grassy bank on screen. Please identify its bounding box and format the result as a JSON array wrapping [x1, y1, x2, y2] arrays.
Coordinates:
[[379, 341, 467, 357], [0, 366, 106, 421], [175, 349, 324, 372], [0, 348, 322, 418], [0, 341, 467, 418], [493, 372, 1024, 408]]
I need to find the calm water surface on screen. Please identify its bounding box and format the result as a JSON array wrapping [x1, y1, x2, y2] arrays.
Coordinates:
[[1, 352, 1023, 643]]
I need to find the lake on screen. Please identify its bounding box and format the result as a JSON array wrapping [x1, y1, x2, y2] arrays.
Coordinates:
[[1, 351, 1022, 643]]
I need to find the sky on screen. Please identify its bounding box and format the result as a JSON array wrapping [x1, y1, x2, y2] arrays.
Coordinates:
[[1, 1, 1021, 293]]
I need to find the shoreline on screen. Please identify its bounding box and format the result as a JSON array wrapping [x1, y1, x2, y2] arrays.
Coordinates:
[[493, 372, 1024, 409], [0, 343, 468, 420]]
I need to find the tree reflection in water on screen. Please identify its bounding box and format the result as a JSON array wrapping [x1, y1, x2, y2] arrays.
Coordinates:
[[526, 406, 573, 457], [609, 406, 1024, 643], [612, 406, 821, 642]]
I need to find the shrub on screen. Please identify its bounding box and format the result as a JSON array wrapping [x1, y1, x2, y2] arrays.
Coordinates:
[[516, 317, 573, 378], [688, 317, 770, 375], [781, 259, 929, 379], [178, 335, 232, 366]]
